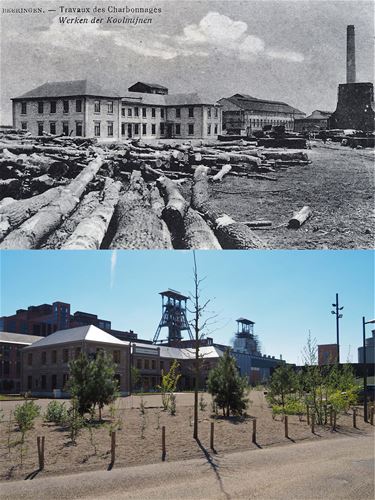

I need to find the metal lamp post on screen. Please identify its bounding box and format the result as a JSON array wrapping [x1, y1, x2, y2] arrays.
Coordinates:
[[331, 293, 344, 363], [362, 317, 375, 422]]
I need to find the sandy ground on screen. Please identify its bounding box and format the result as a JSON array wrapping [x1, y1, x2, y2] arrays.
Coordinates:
[[193, 143, 374, 249], [0, 391, 373, 482]]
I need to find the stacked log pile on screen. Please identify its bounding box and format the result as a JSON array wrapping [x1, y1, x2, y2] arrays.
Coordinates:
[[0, 129, 312, 249]]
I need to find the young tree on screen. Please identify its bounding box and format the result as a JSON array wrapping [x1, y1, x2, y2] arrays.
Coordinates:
[[68, 353, 96, 416], [267, 364, 298, 409], [207, 349, 248, 417], [68, 351, 119, 419], [130, 365, 141, 393], [92, 350, 119, 421], [189, 251, 216, 439], [157, 359, 181, 411]]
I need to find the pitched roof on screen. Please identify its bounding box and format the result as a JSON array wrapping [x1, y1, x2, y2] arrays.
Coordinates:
[[302, 110, 333, 120], [221, 94, 305, 116], [159, 345, 224, 360], [24, 325, 126, 349], [0, 332, 43, 345], [121, 91, 166, 106], [13, 80, 120, 99], [130, 82, 168, 90]]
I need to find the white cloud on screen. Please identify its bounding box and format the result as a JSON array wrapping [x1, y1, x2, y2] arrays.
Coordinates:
[[35, 12, 304, 63], [265, 49, 305, 63], [110, 250, 117, 289]]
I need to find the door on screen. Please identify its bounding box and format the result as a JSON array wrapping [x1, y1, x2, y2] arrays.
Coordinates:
[[127, 124, 132, 138], [167, 124, 173, 138]]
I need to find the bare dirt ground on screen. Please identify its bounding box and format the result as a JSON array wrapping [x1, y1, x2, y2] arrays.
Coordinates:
[[1, 391, 373, 482], [202, 143, 374, 249]]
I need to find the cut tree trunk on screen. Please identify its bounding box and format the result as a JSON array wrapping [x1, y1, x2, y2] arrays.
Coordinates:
[[211, 164, 232, 182], [0, 156, 103, 249], [109, 171, 173, 249], [182, 208, 221, 249], [0, 186, 63, 242], [41, 190, 101, 249], [62, 179, 122, 249], [157, 175, 189, 241], [191, 165, 211, 210], [288, 206, 312, 229]]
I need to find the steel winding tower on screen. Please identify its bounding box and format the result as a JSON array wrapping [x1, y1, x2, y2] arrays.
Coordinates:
[[153, 289, 193, 345], [233, 318, 261, 355]]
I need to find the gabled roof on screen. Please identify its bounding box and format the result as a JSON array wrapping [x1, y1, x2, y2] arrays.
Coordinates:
[[303, 110, 333, 120], [24, 325, 126, 349], [220, 94, 304, 116], [130, 82, 168, 90], [121, 91, 166, 106], [13, 80, 120, 100], [159, 345, 224, 360], [0, 332, 43, 345]]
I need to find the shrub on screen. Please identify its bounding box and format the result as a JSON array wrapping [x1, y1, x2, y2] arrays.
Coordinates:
[[199, 394, 207, 412], [66, 398, 85, 444], [14, 400, 41, 443], [45, 401, 67, 424]]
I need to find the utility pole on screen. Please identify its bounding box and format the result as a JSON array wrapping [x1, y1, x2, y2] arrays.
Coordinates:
[[331, 293, 343, 363]]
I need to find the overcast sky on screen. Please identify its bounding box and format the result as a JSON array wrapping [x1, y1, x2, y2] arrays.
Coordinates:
[[1, 250, 374, 365], [1, 0, 374, 124]]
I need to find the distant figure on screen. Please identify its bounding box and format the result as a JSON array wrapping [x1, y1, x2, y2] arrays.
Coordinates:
[[321, 130, 327, 144]]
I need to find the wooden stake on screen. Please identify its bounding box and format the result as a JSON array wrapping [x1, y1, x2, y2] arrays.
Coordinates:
[[37, 436, 45, 469], [210, 422, 214, 450], [306, 405, 310, 425], [252, 418, 257, 443], [110, 431, 116, 465], [162, 426, 166, 461], [284, 415, 289, 438], [333, 411, 337, 431], [353, 408, 357, 428], [311, 414, 315, 434], [329, 408, 333, 427], [370, 407, 374, 426]]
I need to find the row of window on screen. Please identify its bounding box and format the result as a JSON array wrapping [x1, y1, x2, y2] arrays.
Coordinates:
[[135, 358, 164, 370], [27, 348, 121, 366], [207, 124, 219, 135], [20, 100, 115, 115], [27, 372, 121, 391], [0, 360, 21, 377], [122, 106, 161, 118]]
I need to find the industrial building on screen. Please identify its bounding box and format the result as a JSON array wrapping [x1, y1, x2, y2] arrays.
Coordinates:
[[1, 289, 284, 396], [12, 80, 222, 140], [294, 110, 333, 133], [0, 332, 42, 393], [358, 330, 375, 365], [218, 93, 305, 136], [329, 26, 374, 131], [0, 301, 137, 342]]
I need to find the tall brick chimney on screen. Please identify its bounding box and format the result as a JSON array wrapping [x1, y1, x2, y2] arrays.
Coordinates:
[[346, 25, 356, 83]]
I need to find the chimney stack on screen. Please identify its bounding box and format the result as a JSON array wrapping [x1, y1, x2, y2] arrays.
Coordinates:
[[346, 25, 356, 84]]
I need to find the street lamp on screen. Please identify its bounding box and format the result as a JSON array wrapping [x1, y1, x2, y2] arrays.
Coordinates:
[[362, 317, 375, 423], [331, 293, 344, 363]]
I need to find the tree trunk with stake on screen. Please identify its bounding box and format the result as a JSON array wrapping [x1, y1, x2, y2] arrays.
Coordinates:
[[193, 252, 199, 440]]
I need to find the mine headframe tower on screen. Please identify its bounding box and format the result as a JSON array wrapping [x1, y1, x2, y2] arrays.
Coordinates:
[[153, 289, 193, 345], [233, 317, 261, 355]]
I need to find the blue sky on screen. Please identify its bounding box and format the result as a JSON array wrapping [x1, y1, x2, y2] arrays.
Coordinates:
[[0, 250, 373, 364]]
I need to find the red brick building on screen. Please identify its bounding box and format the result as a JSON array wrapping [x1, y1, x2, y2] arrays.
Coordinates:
[[0, 332, 42, 393]]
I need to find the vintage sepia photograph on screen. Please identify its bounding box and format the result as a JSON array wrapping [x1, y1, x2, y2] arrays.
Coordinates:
[[0, 0, 373, 249], [0, 0, 374, 499]]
